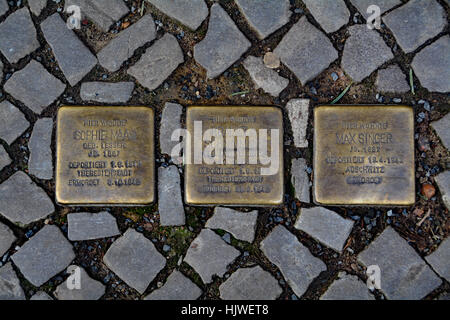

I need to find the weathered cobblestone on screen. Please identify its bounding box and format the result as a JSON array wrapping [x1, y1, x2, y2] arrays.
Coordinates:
[[358, 227, 441, 300], [41, 13, 97, 86], [0, 145, 11, 171], [274, 17, 338, 85], [286, 99, 309, 148], [194, 4, 251, 79], [376, 65, 409, 93], [383, 0, 446, 53], [235, 0, 291, 39], [80, 82, 134, 103], [0, 263, 25, 300], [97, 15, 156, 73], [0, 8, 39, 63], [28, 0, 47, 16], [145, 0, 208, 30], [291, 158, 310, 203], [0, 171, 54, 226], [103, 229, 166, 294], [0, 222, 16, 257], [0, 0, 8, 16], [219, 266, 282, 300], [321, 273, 374, 300], [68, 211, 120, 241], [206, 207, 258, 243], [426, 237, 450, 282], [11, 225, 75, 287], [158, 165, 185, 226], [144, 270, 202, 300], [303, 0, 350, 34], [0, 101, 29, 145], [55, 266, 105, 300], [434, 171, 450, 211], [184, 229, 240, 284], [28, 118, 53, 180], [350, 0, 401, 19], [294, 207, 354, 252], [260, 225, 326, 297], [431, 112, 450, 150], [128, 33, 183, 90], [160, 102, 183, 156], [412, 36, 450, 93]]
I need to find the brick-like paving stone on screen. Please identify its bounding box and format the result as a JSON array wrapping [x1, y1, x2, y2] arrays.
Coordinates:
[[303, 0, 350, 34], [194, 4, 251, 79], [206, 207, 258, 243], [28, 0, 47, 16], [11, 225, 75, 287], [4, 60, 65, 114], [286, 99, 309, 148], [65, 0, 129, 32], [274, 17, 338, 86], [341, 25, 393, 82], [412, 36, 450, 93], [28, 118, 53, 180], [128, 33, 184, 90], [67, 211, 120, 241], [291, 158, 310, 203], [103, 229, 166, 294], [0, 145, 12, 171], [0, 222, 16, 257], [80, 81, 134, 103], [0, 171, 54, 226], [55, 265, 105, 300], [41, 13, 97, 86], [434, 171, 450, 211], [0, 263, 25, 300], [431, 112, 450, 150], [160, 102, 183, 156], [260, 225, 326, 297], [219, 266, 282, 300], [235, 0, 291, 40], [320, 273, 374, 300], [426, 237, 450, 282], [146, 0, 208, 31], [350, 0, 401, 19], [0, 0, 8, 16], [243, 55, 289, 97], [294, 207, 354, 252], [383, 0, 446, 54], [30, 291, 53, 300], [358, 227, 441, 300], [144, 270, 202, 300], [97, 15, 156, 73], [184, 229, 240, 284], [158, 165, 185, 226], [376, 64, 409, 93], [0, 100, 29, 145], [0, 8, 39, 63]]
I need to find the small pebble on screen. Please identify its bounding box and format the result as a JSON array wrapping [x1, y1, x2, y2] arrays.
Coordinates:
[[421, 184, 435, 199]]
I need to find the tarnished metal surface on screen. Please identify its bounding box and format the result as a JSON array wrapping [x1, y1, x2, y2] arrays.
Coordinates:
[[313, 105, 415, 206], [185, 106, 284, 206], [56, 106, 155, 206]]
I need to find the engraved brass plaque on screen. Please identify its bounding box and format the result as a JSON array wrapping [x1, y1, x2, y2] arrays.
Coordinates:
[[56, 106, 155, 206], [313, 105, 415, 206], [185, 106, 284, 206]]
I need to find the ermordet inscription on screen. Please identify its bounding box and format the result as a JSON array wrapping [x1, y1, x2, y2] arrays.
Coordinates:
[[183, 106, 284, 206], [313, 105, 415, 206], [55, 106, 155, 206]]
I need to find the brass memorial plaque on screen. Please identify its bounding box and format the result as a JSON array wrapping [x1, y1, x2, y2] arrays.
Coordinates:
[[185, 106, 284, 206], [56, 106, 155, 206], [313, 105, 415, 206]]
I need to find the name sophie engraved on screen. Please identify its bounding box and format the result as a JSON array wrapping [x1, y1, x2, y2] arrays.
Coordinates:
[[55, 106, 155, 206]]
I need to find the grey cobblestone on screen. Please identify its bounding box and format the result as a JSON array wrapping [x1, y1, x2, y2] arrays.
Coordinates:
[[0, 101, 29, 145], [28, 118, 53, 180]]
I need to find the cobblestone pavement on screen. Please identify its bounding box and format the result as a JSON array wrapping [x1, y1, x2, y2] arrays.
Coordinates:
[[0, 0, 449, 300]]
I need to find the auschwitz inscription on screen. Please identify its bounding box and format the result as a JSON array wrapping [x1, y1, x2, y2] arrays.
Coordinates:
[[184, 106, 284, 206], [313, 105, 415, 206], [55, 106, 154, 206]]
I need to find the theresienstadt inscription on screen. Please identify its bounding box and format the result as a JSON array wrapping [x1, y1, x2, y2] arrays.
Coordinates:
[[55, 106, 155, 206], [184, 106, 284, 206], [314, 105, 415, 206]]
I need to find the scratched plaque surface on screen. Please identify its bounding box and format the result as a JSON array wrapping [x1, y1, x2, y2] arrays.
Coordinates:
[[56, 106, 154, 206], [185, 106, 284, 206], [313, 105, 415, 206]]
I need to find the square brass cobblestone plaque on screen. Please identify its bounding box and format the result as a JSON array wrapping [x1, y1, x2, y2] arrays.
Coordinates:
[[313, 105, 415, 206], [185, 106, 284, 206], [56, 106, 155, 206]]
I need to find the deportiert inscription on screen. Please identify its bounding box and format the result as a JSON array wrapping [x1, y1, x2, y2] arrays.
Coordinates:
[[313, 105, 415, 206], [184, 106, 284, 206], [56, 106, 155, 206]]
